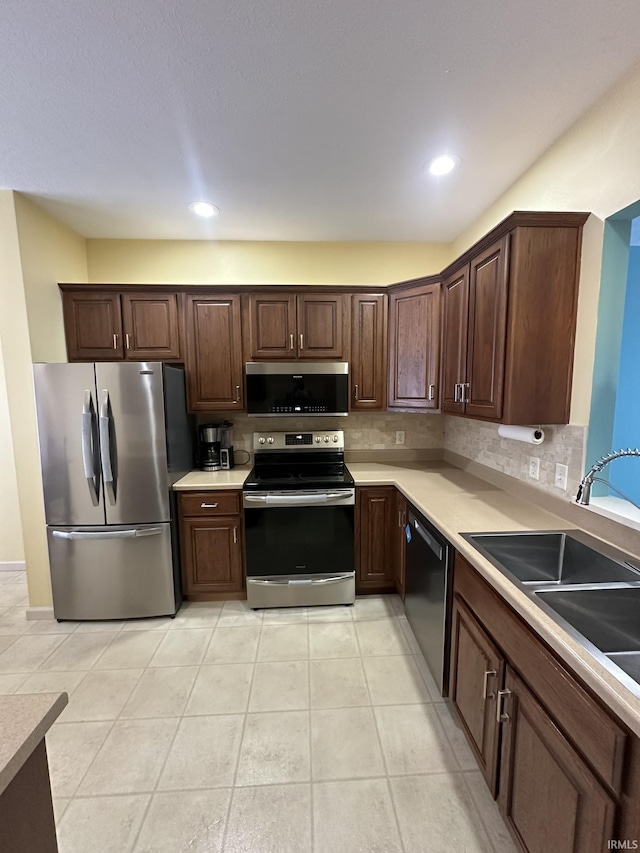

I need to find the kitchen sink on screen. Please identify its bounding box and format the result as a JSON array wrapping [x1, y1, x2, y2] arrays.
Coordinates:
[[535, 587, 640, 652], [464, 531, 640, 586]]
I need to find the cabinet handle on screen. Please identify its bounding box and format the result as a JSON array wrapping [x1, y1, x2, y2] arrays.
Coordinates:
[[200, 502, 218, 508], [482, 669, 497, 700], [354, 384, 359, 401], [112, 333, 118, 350], [496, 688, 511, 723], [125, 333, 131, 350], [461, 382, 470, 404], [398, 510, 402, 528], [289, 333, 294, 350], [453, 383, 460, 403], [428, 383, 435, 401], [233, 526, 238, 544], [235, 385, 241, 402], [299, 333, 304, 350]]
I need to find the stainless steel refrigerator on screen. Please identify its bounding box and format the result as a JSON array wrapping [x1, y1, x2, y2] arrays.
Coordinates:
[[33, 362, 193, 621]]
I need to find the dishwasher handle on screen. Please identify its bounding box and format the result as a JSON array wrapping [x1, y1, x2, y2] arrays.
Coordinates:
[[408, 512, 443, 561]]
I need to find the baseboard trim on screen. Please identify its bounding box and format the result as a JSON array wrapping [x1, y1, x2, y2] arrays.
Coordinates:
[[26, 607, 55, 621], [0, 560, 25, 572]]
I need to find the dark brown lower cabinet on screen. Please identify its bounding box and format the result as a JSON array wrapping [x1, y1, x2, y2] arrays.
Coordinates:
[[450, 553, 639, 853], [450, 596, 504, 794], [498, 667, 615, 853], [179, 491, 244, 600], [356, 487, 396, 592]]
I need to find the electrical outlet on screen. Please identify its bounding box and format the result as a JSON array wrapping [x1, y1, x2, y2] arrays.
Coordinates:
[[555, 463, 569, 490], [528, 456, 540, 480], [395, 431, 405, 445]]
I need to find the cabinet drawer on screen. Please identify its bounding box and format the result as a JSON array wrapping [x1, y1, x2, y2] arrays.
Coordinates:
[[454, 553, 628, 794], [179, 491, 241, 517]]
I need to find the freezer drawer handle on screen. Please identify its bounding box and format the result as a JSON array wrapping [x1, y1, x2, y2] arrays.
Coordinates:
[[52, 527, 163, 540], [81, 390, 100, 506], [99, 389, 116, 503], [408, 514, 443, 560], [248, 574, 353, 586]]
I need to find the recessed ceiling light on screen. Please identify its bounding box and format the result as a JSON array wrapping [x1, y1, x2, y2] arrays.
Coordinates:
[[188, 201, 219, 218], [426, 154, 461, 177]]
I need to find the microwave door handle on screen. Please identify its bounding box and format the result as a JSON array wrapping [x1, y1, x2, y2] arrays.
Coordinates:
[[81, 390, 100, 506], [99, 389, 116, 503]]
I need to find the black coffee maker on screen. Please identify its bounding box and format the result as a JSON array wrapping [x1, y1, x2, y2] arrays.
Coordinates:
[[196, 424, 222, 472]]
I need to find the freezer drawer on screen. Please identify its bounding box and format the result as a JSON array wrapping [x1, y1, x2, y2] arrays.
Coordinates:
[[47, 523, 177, 620]]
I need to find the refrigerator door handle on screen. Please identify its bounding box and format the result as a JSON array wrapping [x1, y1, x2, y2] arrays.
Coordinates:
[[52, 527, 163, 540], [81, 390, 100, 506], [99, 389, 116, 502]]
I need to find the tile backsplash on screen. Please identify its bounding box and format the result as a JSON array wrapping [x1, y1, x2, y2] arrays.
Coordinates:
[[197, 411, 444, 455], [443, 416, 587, 499]]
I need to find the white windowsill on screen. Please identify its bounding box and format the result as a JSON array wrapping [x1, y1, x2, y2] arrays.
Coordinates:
[[582, 495, 640, 533]]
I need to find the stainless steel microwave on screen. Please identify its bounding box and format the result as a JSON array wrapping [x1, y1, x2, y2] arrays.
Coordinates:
[[245, 362, 349, 416]]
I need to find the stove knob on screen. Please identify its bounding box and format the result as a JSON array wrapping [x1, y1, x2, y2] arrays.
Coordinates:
[[333, 435, 339, 442], [258, 437, 266, 445], [267, 436, 275, 444], [323, 436, 329, 443], [315, 436, 321, 443]]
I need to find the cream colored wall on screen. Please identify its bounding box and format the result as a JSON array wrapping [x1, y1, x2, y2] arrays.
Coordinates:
[[14, 193, 88, 362], [0, 341, 24, 564], [0, 191, 52, 603], [0, 192, 88, 605], [452, 62, 640, 426], [86, 239, 452, 285]]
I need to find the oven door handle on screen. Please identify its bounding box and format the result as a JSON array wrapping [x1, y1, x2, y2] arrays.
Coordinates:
[[244, 492, 352, 506], [248, 574, 353, 586]]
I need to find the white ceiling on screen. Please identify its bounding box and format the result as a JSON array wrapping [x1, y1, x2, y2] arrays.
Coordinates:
[[1, 0, 639, 242]]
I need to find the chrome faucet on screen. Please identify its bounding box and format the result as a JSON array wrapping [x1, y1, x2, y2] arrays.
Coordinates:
[[576, 448, 640, 505]]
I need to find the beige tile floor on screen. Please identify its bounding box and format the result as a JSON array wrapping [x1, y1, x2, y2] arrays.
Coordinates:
[[0, 570, 516, 853]]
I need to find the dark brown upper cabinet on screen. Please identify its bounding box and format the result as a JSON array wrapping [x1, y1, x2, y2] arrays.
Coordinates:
[[62, 289, 181, 362], [184, 294, 244, 412], [350, 293, 387, 410], [388, 280, 441, 410], [440, 213, 587, 424], [246, 292, 348, 360]]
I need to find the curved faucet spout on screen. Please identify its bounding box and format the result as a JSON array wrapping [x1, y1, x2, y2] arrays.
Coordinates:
[[576, 448, 640, 505]]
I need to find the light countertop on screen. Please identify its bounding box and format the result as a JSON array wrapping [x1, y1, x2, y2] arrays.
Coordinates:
[[173, 460, 640, 737], [0, 692, 68, 796]]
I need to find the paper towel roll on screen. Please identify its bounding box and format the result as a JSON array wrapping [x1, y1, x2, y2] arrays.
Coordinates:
[[497, 425, 545, 445]]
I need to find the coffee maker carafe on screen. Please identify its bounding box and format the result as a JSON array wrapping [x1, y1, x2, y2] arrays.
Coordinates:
[[197, 424, 222, 472]]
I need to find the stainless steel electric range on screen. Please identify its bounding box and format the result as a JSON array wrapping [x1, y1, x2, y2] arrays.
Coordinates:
[[242, 430, 355, 609]]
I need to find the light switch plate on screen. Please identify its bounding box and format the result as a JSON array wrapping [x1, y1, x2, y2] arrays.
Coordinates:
[[555, 463, 569, 490]]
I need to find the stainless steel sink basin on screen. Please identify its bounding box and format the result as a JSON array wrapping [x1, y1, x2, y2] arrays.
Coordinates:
[[465, 531, 640, 586], [535, 587, 640, 652]]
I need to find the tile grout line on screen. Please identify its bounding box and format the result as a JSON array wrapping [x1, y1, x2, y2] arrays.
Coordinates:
[[218, 601, 263, 853], [353, 595, 406, 853], [458, 769, 504, 853], [128, 609, 222, 852]]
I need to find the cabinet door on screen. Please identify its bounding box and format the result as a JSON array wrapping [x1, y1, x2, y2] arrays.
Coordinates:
[[356, 487, 396, 591], [498, 667, 615, 853], [351, 293, 387, 409], [441, 266, 469, 414], [63, 292, 124, 361], [184, 295, 244, 411], [388, 282, 441, 409], [180, 515, 244, 595], [121, 293, 181, 361], [465, 238, 508, 420], [394, 491, 407, 599], [449, 595, 504, 794], [296, 294, 346, 358], [247, 294, 297, 359]]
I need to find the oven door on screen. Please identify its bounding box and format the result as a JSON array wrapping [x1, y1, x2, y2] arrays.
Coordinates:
[[243, 489, 355, 607]]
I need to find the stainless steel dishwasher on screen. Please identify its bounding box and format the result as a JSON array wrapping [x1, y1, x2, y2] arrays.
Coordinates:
[[404, 505, 452, 696]]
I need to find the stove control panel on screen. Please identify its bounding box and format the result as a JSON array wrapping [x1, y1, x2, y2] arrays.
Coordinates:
[[253, 431, 345, 452]]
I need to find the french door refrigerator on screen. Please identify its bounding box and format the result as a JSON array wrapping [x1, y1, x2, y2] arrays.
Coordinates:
[[33, 362, 192, 620]]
